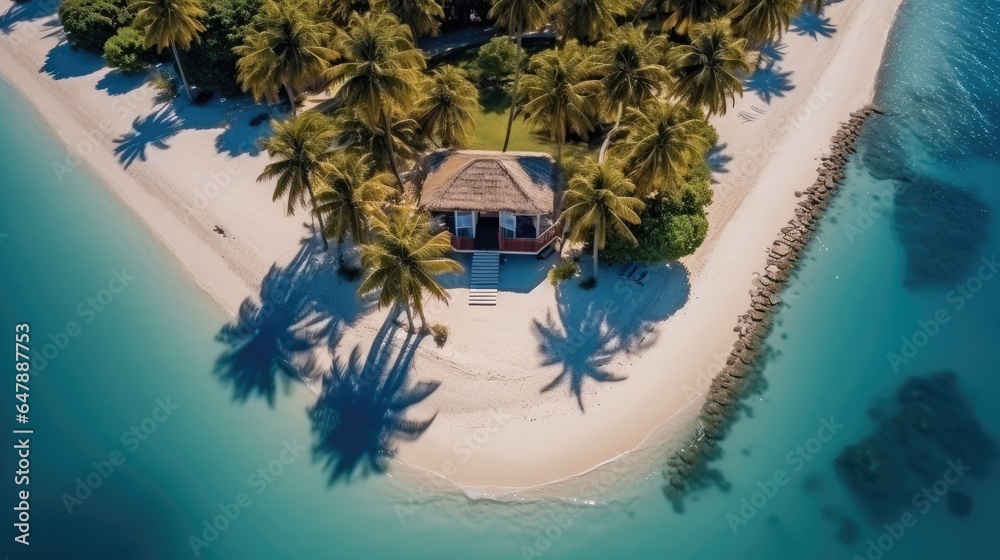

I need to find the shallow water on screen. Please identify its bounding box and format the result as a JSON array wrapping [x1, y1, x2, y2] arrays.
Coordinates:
[[2, 0, 999, 557]]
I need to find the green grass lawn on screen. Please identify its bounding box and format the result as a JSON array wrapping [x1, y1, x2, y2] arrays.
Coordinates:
[[465, 104, 552, 153]]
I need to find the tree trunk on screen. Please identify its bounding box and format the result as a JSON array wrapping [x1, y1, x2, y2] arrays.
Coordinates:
[[382, 109, 404, 189], [592, 227, 600, 280], [599, 103, 624, 164], [502, 25, 523, 153], [403, 302, 415, 332], [283, 79, 297, 115], [306, 176, 329, 251], [171, 43, 193, 102], [417, 305, 429, 333]]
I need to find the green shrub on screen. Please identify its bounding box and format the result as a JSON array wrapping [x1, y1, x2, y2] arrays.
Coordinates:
[[58, 0, 132, 53], [103, 27, 150, 74], [430, 323, 449, 347], [181, 0, 262, 93], [548, 258, 579, 286], [602, 159, 715, 264], [474, 36, 521, 86], [151, 70, 179, 102]]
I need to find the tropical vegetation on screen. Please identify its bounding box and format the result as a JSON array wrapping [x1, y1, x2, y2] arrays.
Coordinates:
[[234, 0, 338, 113], [57, 0, 818, 328], [59, 0, 133, 53], [562, 159, 645, 281], [131, 0, 208, 100], [358, 205, 462, 331], [103, 27, 152, 73]]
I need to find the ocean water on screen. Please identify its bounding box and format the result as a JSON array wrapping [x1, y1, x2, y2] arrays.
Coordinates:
[[2, 0, 999, 557]]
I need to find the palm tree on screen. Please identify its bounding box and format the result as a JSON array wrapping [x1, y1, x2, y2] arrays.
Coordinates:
[[593, 25, 670, 163], [384, 0, 445, 37], [615, 99, 711, 196], [488, 0, 549, 152], [313, 152, 396, 258], [131, 0, 207, 101], [258, 112, 338, 251], [520, 43, 601, 165], [553, 0, 627, 46], [415, 65, 479, 148], [331, 11, 425, 187], [234, 1, 338, 114], [731, 0, 802, 45], [317, 0, 369, 25], [652, 0, 732, 36], [562, 159, 644, 281], [359, 205, 462, 331], [331, 111, 425, 177], [670, 18, 753, 116]]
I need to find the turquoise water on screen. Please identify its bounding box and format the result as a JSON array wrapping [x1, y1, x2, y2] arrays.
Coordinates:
[[2, 0, 999, 557]]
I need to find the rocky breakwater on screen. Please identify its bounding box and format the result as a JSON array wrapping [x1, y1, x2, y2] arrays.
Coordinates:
[[663, 106, 883, 508]]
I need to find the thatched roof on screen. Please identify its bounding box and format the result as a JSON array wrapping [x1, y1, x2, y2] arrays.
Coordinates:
[[418, 150, 559, 215]]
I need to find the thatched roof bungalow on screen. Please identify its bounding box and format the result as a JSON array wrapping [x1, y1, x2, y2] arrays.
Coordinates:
[[417, 150, 562, 254]]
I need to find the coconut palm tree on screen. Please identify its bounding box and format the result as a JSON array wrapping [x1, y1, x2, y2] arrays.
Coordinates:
[[234, 1, 338, 114], [552, 0, 627, 46], [258, 112, 339, 251], [384, 0, 445, 37], [670, 18, 753, 116], [651, 0, 732, 36], [731, 0, 802, 45], [562, 159, 644, 281], [131, 0, 207, 101], [331, 112, 425, 177], [488, 0, 549, 152], [314, 152, 396, 258], [317, 0, 369, 25], [520, 43, 601, 164], [331, 10, 425, 187], [359, 205, 462, 331], [415, 65, 479, 148], [593, 25, 670, 163], [615, 100, 711, 196]]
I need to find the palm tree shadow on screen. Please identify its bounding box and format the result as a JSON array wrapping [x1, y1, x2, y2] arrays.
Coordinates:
[[790, 11, 837, 39], [534, 264, 691, 411], [113, 106, 185, 167], [743, 62, 795, 105], [309, 321, 440, 485], [757, 41, 786, 65], [707, 142, 733, 177], [1, 0, 58, 35], [214, 230, 371, 406]]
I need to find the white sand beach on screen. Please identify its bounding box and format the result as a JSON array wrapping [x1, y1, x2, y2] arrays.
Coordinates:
[[0, 0, 904, 494]]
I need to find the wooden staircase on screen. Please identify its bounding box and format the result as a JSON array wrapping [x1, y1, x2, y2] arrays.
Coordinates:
[[468, 251, 499, 306]]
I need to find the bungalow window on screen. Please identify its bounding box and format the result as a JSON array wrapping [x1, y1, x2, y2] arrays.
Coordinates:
[[500, 211, 516, 239], [455, 211, 474, 237]]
